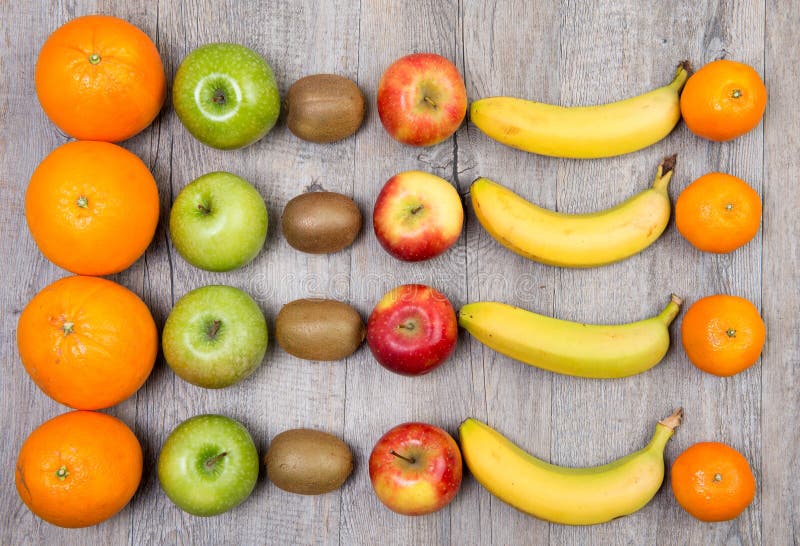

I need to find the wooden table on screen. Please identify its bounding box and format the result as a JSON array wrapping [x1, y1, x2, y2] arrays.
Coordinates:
[[2, 1, 797, 544]]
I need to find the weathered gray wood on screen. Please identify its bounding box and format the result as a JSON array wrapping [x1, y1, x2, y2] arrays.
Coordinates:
[[763, 2, 800, 544], [1, 1, 797, 545], [459, 1, 560, 544], [338, 2, 481, 545]]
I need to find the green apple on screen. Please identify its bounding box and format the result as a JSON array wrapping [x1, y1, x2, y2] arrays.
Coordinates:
[[173, 43, 280, 149], [162, 285, 268, 388], [169, 171, 268, 272], [158, 414, 260, 516]]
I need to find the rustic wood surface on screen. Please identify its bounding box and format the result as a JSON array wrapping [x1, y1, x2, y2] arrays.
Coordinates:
[[1, 1, 797, 544]]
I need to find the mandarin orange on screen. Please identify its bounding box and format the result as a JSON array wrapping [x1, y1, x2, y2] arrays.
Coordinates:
[[671, 441, 756, 522], [681, 294, 765, 377], [680, 59, 767, 141]]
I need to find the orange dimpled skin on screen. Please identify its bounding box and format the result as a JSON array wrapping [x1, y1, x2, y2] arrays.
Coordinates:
[[675, 172, 761, 254], [25, 141, 160, 276], [17, 276, 158, 409], [680, 59, 767, 142], [670, 441, 756, 522], [680, 294, 766, 377], [35, 15, 166, 141], [15, 411, 143, 528]]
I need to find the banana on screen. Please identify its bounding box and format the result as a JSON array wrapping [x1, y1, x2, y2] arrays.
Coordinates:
[[459, 408, 683, 525], [470, 62, 689, 158], [472, 156, 675, 268], [458, 294, 681, 378]]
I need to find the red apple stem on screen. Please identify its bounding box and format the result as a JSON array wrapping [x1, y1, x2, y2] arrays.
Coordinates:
[[398, 321, 416, 332], [424, 96, 437, 109], [410, 204, 424, 215], [390, 450, 415, 464], [205, 451, 227, 469]]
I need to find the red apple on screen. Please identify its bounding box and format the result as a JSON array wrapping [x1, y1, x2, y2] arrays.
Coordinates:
[[373, 171, 464, 262], [369, 422, 463, 516], [377, 53, 467, 146], [366, 284, 457, 376]]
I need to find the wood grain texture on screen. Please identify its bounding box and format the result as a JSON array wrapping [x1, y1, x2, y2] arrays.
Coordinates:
[[763, 1, 800, 544], [1, 1, 797, 545]]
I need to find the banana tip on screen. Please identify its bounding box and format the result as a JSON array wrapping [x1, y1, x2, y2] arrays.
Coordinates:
[[659, 407, 683, 430], [661, 155, 677, 174]]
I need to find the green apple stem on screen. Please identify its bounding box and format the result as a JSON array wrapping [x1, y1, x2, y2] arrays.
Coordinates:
[[205, 451, 227, 470], [197, 203, 211, 215], [390, 450, 415, 464], [207, 320, 221, 339]]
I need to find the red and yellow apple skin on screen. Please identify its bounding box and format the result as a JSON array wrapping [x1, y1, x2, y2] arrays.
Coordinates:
[[377, 53, 467, 146], [368, 422, 463, 516], [373, 171, 464, 262], [366, 284, 457, 376]]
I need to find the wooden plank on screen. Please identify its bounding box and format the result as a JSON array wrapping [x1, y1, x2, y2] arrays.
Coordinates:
[[550, 1, 764, 545], [122, 1, 362, 545], [459, 1, 561, 544], [337, 2, 482, 545], [1, 2, 158, 545], [762, 1, 800, 543]]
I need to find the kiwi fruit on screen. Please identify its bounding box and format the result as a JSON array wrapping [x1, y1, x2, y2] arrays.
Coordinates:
[[275, 298, 364, 361], [285, 74, 365, 143], [281, 191, 361, 254], [265, 429, 353, 495]]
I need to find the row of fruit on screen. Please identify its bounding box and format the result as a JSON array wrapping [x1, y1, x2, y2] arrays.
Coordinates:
[[15, 13, 767, 530]]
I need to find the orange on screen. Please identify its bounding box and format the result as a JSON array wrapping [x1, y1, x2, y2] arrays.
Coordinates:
[[680, 59, 767, 141], [670, 441, 756, 522], [17, 275, 158, 409], [25, 141, 160, 276], [675, 172, 761, 254], [35, 14, 166, 141], [15, 410, 143, 528], [681, 294, 765, 377]]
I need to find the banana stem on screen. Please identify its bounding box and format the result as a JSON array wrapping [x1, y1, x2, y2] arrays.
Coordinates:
[[647, 408, 683, 452], [657, 294, 683, 324], [670, 61, 691, 92], [653, 155, 677, 191], [658, 407, 683, 430]]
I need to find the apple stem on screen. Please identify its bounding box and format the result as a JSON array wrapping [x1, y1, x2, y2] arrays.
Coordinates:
[[390, 450, 415, 464], [205, 451, 227, 469], [207, 320, 221, 339], [410, 204, 424, 215], [423, 96, 437, 109], [213, 89, 226, 105], [197, 203, 211, 215]]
